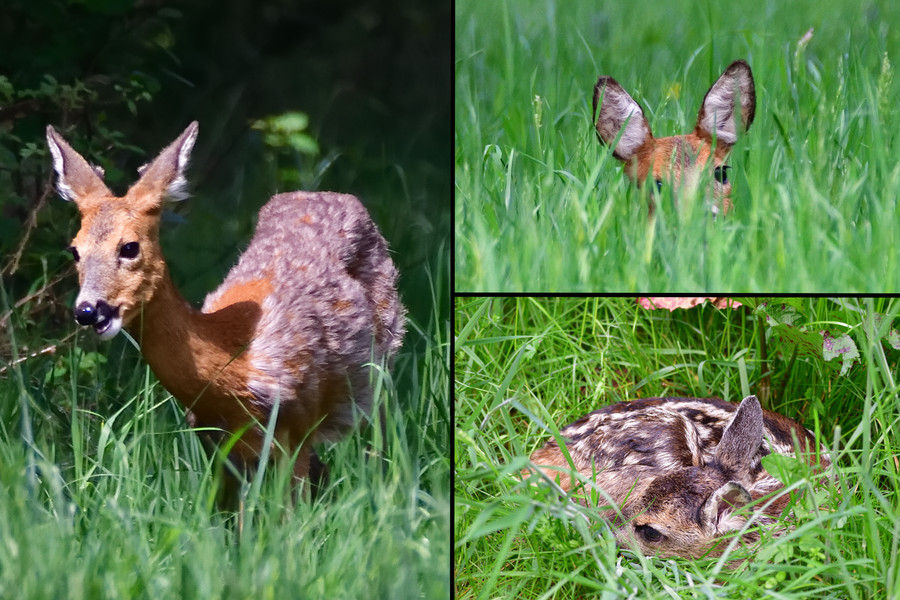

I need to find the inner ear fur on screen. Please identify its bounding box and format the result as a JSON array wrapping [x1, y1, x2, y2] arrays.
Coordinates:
[[126, 121, 199, 210], [46, 126, 113, 207], [701, 480, 752, 533], [695, 60, 756, 146], [593, 76, 653, 161]]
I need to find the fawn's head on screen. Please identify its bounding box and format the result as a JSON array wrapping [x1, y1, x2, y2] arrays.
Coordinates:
[[593, 60, 755, 214], [612, 396, 766, 558], [47, 122, 199, 339]]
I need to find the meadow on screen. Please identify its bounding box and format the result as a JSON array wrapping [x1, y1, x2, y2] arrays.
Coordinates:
[[0, 267, 450, 599], [455, 0, 900, 292], [455, 297, 900, 598], [0, 266, 451, 599]]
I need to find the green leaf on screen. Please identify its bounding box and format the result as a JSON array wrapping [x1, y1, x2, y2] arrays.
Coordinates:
[[821, 330, 859, 375], [761, 453, 809, 485]]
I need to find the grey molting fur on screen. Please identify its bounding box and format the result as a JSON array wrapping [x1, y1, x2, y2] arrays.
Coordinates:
[[529, 396, 830, 559], [205, 191, 405, 443]]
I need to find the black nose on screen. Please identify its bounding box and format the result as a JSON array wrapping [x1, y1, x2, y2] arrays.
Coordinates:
[[74, 301, 97, 326], [74, 300, 114, 326]]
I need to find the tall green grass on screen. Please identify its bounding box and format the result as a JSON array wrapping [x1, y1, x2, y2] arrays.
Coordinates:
[[0, 261, 450, 599], [455, 297, 900, 598], [455, 0, 900, 291]]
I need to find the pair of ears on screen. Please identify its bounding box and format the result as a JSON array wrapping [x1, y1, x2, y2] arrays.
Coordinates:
[[46, 122, 199, 212], [593, 60, 756, 161]]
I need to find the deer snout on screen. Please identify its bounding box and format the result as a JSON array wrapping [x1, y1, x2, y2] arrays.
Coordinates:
[[75, 300, 100, 325], [74, 300, 122, 339]]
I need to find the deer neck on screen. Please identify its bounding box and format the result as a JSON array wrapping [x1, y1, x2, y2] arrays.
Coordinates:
[[126, 269, 260, 411]]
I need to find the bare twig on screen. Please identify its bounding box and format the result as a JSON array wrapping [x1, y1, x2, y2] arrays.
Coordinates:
[[3, 175, 57, 276], [0, 344, 58, 375], [0, 269, 72, 331]]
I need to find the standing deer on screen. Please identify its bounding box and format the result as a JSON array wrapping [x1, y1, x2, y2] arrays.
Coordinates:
[[47, 122, 405, 486], [528, 396, 830, 558], [593, 60, 756, 215]]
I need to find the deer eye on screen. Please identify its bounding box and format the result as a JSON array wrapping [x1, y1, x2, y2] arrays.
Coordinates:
[[67, 246, 80, 262], [635, 524, 664, 543], [654, 179, 664, 192], [714, 165, 730, 184], [119, 242, 140, 259]]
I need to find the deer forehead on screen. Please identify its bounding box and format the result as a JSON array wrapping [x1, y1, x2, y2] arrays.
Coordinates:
[[74, 200, 157, 249], [628, 469, 725, 523], [643, 135, 726, 178]]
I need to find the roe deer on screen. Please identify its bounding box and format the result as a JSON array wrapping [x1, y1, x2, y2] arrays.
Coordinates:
[[528, 396, 830, 559], [593, 60, 756, 215], [47, 122, 405, 484]]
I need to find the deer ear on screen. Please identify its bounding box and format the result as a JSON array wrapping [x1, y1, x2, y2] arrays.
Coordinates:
[[701, 480, 752, 534], [593, 76, 653, 161], [46, 126, 113, 206], [695, 60, 756, 146], [715, 395, 764, 478], [128, 121, 199, 209]]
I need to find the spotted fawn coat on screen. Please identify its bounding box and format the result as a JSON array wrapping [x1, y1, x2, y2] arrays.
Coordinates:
[[529, 396, 829, 558]]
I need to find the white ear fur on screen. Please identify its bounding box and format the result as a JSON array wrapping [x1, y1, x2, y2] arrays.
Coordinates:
[[46, 129, 75, 202], [696, 60, 756, 145], [593, 76, 653, 161], [130, 121, 199, 203], [45, 125, 112, 203], [163, 121, 198, 201]]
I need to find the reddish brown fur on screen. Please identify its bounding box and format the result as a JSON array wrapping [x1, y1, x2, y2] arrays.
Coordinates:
[[47, 122, 405, 484]]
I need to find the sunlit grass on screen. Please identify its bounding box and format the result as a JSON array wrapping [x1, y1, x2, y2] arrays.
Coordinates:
[[455, 0, 900, 291]]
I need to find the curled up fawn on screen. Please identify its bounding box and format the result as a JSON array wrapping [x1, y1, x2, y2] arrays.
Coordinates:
[[528, 395, 830, 559], [47, 122, 405, 493], [593, 60, 756, 215]]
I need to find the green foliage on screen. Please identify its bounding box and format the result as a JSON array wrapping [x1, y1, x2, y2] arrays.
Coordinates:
[[455, 0, 900, 291], [252, 112, 319, 156], [456, 296, 900, 598], [251, 112, 326, 190]]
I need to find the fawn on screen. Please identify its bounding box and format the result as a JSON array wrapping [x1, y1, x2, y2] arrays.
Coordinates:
[[593, 60, 756, 215], [47, 122, 405, 485], [528, 396, 830, 559]]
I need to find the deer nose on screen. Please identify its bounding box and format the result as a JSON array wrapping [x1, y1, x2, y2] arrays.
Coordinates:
[[74, 300, 114, 326], [74, 301, 97, 325]]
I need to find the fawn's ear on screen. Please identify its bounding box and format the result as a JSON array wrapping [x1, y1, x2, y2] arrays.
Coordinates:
[[46, 126, 113, 208], [715, 395, 764, 478], [695, 60, 756, 146], [127, 121, 199, 210], [593, 76, 653, 161], [701, 480, 752, 535]]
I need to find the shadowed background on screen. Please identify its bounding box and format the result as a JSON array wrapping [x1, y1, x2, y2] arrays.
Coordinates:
[[1, 0, 449, 342]]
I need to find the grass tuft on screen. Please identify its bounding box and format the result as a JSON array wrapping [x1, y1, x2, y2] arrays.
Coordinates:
[[455, 0, 900, 291]]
